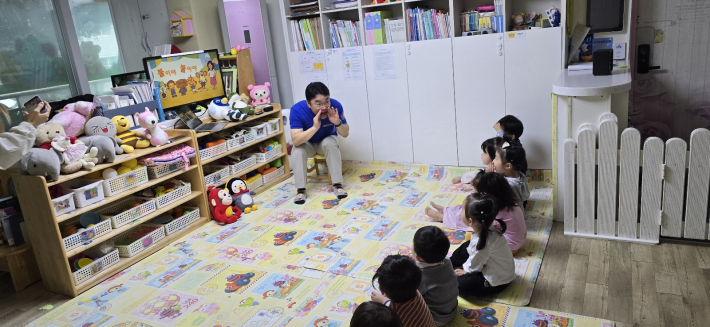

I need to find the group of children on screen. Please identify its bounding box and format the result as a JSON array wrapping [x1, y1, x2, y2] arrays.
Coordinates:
[[349, 116, 530, 327]]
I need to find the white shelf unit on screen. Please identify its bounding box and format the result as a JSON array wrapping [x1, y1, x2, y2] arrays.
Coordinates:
[[279, 0, 564, 169]]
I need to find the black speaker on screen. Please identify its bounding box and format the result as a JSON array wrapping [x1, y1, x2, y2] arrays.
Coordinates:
[[592, 49, 613, 76]]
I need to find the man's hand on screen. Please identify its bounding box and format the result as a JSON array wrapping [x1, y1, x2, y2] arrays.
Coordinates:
[[452, 176, 462, 184], [326, 106, 340, 125], [370, 291, 390, 304], [454, 268, 466, 276], [312, 109, 322, 130]]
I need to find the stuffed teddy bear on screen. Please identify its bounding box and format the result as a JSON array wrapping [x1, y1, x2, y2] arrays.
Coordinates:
[[111, 115, 150, 153], [208, 185, 242, 224], [51, 135, 98, 170], [34, 124, 98, 174], [19, 148, 62, 181], [79, 135, 116, 164], [84, 116, 124, 155], [48, 101, 94, 137], [248, 82, 271, 106]]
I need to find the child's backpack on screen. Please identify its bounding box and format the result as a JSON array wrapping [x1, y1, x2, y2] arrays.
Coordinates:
[[139, 144, 196, 171]]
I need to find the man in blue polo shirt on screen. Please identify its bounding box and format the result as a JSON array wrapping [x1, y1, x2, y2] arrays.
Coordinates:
[[290, 82, 350, 204]]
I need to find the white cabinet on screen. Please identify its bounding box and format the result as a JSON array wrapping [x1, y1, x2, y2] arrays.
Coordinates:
[[453, 34, 507, 166], [324, 47, 374, 161], [364, 43, 414, 163], [405, 39, 459, 166], [504, 28, 562, 169]]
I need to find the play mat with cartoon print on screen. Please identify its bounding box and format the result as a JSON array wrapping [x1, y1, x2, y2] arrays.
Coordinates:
[[30, 161, 614, 327]]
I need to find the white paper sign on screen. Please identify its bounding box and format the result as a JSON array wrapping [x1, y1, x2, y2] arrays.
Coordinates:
[[299, 51, 325, 73], [342, 48, 364, 80], [309, 73, 327, 86], [373, 45, 396, 80]]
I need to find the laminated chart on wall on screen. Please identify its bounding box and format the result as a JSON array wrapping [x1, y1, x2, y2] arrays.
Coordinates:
[[373, 45, 396, 80], [341, 48, 364, 81], [298, 51, 325, 74]]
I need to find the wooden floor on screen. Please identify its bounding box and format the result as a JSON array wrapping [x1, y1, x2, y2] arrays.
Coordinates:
[[2, 221, 710, 326], [530, 221, 710, 327]]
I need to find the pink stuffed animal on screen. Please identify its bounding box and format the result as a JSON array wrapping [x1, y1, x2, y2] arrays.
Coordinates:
[[248, 82, 271, 106], [48, 101, 94, 137], [136, 108, 170, 147]]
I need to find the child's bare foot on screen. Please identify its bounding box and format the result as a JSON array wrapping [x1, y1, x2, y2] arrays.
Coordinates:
[[429, 202, 444, 212], [452, 176, 462, 184], [425, 207, 444, 222]]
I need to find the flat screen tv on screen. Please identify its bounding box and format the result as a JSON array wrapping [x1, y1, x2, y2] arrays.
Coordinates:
[[143, 49, 225, 110], [587, 0, 624, 33]]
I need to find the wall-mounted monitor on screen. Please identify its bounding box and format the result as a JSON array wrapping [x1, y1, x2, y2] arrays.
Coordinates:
[[587, 0, 625, 33]]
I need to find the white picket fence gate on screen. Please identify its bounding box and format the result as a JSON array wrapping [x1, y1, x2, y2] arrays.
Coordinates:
[[563, 113, 710, 244]]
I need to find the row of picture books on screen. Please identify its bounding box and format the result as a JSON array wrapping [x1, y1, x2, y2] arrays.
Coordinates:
[[291, 17, 323, 51], [408, 7, 451, 41], [364, 12, 405, 45], [100, 81, 154, 109], [329, 20, 361, 48], [460, 11, 505, 35], [0, 196, 26, 247]]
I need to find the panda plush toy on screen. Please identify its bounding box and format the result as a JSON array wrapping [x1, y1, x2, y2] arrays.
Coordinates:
[[225, 178, 259, 213]]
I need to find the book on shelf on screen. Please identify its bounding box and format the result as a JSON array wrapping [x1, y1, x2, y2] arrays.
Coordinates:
[[325, 0, 357, 10], [292, 17, 322, 50], [289, 0, 318, 13], [329, 20, 361, 48], [383, 18, 405, 44], [407, 7, 450, 41], [365, 11, 392, 45], [105, 82, 154, 109], [460, 6, 504, 36]]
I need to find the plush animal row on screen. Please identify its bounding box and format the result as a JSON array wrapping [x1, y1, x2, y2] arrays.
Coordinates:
[[207, 177, 259, 224]]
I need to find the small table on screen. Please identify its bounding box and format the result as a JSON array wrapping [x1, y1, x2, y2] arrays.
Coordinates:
[[0, 243, 41, 292]]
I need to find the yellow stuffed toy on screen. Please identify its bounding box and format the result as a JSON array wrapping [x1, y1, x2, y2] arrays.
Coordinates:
[[111, 115, 150, 153]]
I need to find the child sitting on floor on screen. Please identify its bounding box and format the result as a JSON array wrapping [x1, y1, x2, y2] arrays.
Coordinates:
[[429, 170, 526, 254], [370, 255, 437, 327], [412, 226, 459, 326], [487, 142, 529, 211], [494, 114, 523, 143], [350, 301, 402, 327], [451, 193, 515, 297]]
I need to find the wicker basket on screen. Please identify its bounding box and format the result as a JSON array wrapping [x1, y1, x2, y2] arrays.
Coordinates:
[[72, 249, 120, 285], [203, 166, 230, 187], [262, 166, 285, 184], [99, 198, 157, 229], [160, 207, 201, 235], [103, 166, 149, 197], [146, 160, 186, 179], [63, 179, 105, 208], [226, 130, 256, 150], [52, 193, 75, 216], [62, 218, 113, 252], [199, 142, 227, 161], [114, 225, 166, 258]]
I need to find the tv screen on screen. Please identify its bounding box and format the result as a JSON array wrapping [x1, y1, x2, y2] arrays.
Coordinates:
[[587, 0, 624, 33], [143, 49, 225, 110]]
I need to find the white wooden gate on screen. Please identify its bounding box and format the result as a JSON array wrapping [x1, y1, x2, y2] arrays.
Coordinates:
[[563, 113, 710, 243]]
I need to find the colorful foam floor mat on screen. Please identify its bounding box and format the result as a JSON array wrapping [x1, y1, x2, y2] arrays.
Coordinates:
[[30, 161, 614, 327]]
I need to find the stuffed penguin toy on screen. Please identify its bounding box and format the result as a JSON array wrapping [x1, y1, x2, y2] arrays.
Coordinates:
[[225, 177, 258, 213]]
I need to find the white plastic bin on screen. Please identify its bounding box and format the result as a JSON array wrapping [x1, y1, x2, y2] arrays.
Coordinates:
[[262, 166, 285, 185], [62, 218, 113, 252], [146, 160, 187, 179], [226, 130, 256, 150], [199, 142, 227, 161], [99, 198, 157, 229], [114, 225, 166, 258], [63, 179, 105, 207], [52, 193, 75, 216], [72, 249, 120, 285], [103, 166, 149, 197]]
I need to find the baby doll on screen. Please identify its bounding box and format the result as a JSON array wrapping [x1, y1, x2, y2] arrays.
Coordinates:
[[51, 135, 98, 170]]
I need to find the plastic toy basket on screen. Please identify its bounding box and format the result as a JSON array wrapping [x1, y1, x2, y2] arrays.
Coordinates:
[[255, 145, 282, 162], [262, 166, 285, 184], [153, 182, 192, 208], [204, 166, 230, 187], [246, 176, 263, 191], [62, 218, 113, 252], [99, 197, 157, 229], [200, 142, 227, 161], [232, 155, 256, 175], [114, 225, 166, 258], [73, 249, 120, 285], [103, 166, 149, 197], [146, 160, 187, 179], [226, 130, 256, 150], [52, 193, 75, 216], [63, 179, 105, 207], [160, 207, 201, 236], [266, 118, 280, 135], [249, 123, 268, 140]]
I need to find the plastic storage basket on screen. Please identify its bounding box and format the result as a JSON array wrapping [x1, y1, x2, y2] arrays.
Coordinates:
[[63, 179, 105, 207], [203, 166, 229, 187], [114, 225, 166, 258], [103, 166, 149, 197], [200, 142, 227, 161], [246, 175, 263, 191], [146, 160, 186, 179], [249, 123, 268, 140], [99, 197, 157, 229], [62, 218, 113, 252], [153, 182, 192, 208], [266, 118, 280, 135], [52, 193, 75, 216], [160, 207, 200, 235], [72, 249, 120, 285], [231, 155, 256, 175], [226, 130, 256, 150], [254, 145, 282, 162], [262, 166, 285, 184]]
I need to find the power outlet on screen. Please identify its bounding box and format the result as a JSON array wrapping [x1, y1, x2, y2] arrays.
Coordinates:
[[613, 43, 626, 59]]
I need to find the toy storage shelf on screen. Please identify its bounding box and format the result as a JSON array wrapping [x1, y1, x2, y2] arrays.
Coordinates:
[[13, 129, 210, 297], [192, 104, 291, 195]]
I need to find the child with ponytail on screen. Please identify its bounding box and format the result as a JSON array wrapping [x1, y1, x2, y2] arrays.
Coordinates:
[[450, 193, 515, 297], [489, 142, 529, 211]]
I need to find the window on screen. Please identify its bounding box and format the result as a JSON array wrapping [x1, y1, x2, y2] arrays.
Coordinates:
[[69, 0, 124, 95], [0, 0, 75, 125]]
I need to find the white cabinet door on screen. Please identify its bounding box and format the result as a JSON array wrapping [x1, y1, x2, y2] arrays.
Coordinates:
[[405, 39, 458, 166], [363, 43, 414, 163], [288, 50, 329, 103], [453, 34, 506, 167], [324, 47, 374, 161], [504, 28, 562, 169]]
